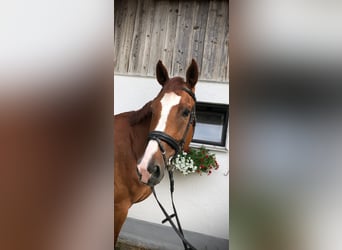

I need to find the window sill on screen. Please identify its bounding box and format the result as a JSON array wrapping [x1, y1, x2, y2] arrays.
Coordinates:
[[189, 142, 229, 153]]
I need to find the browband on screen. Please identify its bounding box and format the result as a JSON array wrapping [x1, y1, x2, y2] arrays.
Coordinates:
[[181, 87, 196, 102]]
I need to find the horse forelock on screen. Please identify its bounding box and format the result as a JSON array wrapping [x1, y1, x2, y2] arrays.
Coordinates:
[[162, 77, 195, 93], [129, 101, 152, 125], [163, 77, 183, 89]]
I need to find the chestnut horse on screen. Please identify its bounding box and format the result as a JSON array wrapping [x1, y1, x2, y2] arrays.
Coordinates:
[[114, 60, 198, 245]]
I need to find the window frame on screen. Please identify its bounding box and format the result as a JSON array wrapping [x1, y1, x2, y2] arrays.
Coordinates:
[[190, 102, 229, 149]]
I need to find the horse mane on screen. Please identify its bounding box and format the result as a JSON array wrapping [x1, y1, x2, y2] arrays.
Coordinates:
[[129, 101, 152, 125]]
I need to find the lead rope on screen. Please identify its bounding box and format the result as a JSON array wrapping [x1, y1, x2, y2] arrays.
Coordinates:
[[151, 169, 197, 250]]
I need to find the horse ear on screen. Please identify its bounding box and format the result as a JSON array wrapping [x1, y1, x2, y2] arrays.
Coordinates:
[[156, 60, 169, 86], [186, 59, 199, 88]]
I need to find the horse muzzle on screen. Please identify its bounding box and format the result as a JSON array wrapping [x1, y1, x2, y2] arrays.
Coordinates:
[[137, 161, 164, 187]]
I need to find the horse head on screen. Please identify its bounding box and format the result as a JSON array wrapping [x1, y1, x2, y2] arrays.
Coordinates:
[[137, 60, 198, 186]]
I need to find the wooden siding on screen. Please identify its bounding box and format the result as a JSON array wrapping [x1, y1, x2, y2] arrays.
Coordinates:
[[114, 0, 229, 82]]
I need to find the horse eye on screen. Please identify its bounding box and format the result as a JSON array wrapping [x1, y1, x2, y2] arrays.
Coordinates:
[[182, 109, 190, 117]]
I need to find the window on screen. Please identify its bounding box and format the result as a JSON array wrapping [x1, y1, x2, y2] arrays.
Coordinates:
[[191, 102, 229, 148]]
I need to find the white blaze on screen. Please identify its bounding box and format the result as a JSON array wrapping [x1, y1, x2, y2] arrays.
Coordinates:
[[155, 93, 181, 131], [137, 92, 181, 183]]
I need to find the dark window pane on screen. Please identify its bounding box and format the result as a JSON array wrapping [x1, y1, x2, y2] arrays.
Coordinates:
[[193, 113, 225, 143], [191, 102, 229, 147]]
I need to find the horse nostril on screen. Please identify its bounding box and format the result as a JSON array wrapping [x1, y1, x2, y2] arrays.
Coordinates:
[[148, 164, 160, 178]]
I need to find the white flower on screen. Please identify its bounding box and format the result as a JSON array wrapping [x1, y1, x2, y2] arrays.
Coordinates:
[[171, 151, 198, 175]]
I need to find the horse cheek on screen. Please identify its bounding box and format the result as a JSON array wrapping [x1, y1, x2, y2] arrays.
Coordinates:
[[183, 126, 194, 152]]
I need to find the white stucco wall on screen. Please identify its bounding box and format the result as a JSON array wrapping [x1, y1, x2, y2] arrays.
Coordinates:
[[114, 75, 229, 239]]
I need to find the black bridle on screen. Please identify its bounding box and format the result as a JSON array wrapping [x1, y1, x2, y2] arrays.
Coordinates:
[[148, 87, 196, 161], [148, 87, 198, 250]]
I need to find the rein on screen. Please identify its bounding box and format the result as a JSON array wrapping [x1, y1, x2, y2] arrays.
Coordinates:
[[148, 87, 197, 250], [151, 170, 197, 250]]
